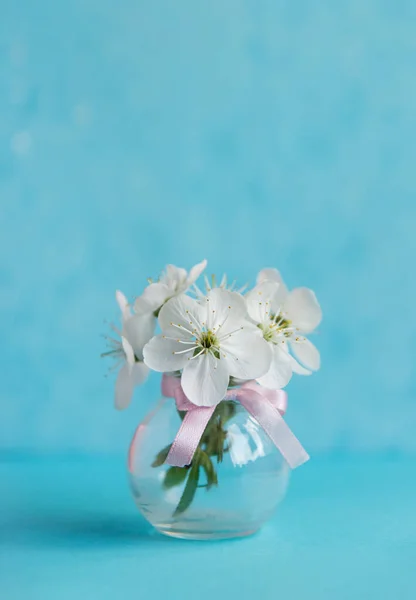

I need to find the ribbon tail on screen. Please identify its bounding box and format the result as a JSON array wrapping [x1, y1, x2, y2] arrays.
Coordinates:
[[165, 406, 216, 467], [238, 392, 309, 469]]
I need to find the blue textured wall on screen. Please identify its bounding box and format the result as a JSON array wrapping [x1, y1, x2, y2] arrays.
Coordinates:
[[1, 1, 415, 454]]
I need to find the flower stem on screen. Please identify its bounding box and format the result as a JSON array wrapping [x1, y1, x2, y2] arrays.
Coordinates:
[[152, 400, 237, 516], [173, 459, 200, 517]]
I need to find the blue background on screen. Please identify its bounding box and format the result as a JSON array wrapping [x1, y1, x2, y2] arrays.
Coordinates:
[[1, 1, 415, 598]]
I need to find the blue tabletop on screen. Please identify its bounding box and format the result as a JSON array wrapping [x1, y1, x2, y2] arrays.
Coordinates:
[[1, 454, 415, 600]]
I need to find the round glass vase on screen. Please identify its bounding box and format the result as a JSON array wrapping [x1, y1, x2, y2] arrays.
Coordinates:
[[128, 393, 290, 541]]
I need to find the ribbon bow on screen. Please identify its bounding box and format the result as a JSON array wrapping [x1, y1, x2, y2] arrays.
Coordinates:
[[161, 374, 309, 470]]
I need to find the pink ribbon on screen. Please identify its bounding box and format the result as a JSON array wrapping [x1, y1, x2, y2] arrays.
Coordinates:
[[162, 374, 309, 470]]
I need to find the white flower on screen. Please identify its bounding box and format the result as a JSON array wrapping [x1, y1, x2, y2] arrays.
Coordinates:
[[193, 273, 248, 299], [143, 288, 271, 407], [134, 259, 207, 316], [245, 271, 322, 389], [103, 291, 156, 410]]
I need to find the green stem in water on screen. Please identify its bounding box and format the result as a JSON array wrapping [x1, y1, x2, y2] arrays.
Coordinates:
[[152, 400, 237, 516], [173, 459, 200, 517]]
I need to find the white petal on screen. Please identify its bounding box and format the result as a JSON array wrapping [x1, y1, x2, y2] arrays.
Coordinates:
[[257, 269, 289, 303], [143, 334, 191, 372], [131, 361, 150, 385], [115, 364, 135, 410], [284, 287, 322, 333], [245, 280, 281, 324], [116, 290, 131, 322], [290, 337, 320, 371], [256, 343, 293, 389], [123, 313, 156, 360], [280, 338, 312, 376], [222, 327, 272, 380], [134, 282, 171, 314], [121, 336, 135, 366], [162, 264, 187, 289], [193, 283, 205, 300], [207, 288, 247, 334], [186, 259, 207, 286], [159, 294, 204, 337], [287, 353, 312, 376], [181, 353, 229, 407]]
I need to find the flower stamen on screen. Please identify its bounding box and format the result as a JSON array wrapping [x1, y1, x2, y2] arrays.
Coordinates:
[[162, 336, 197, 345], [218, 326, 244, 342], [170, 322, 195, 336], [172, 346, 198, 355]]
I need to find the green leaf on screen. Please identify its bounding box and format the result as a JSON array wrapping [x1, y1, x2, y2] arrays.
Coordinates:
[[163, 466, 189, 489], [151, 444, 172, 468], [220, 400, 238, 424], [173, 461, 200, 516], [199, 452, 218, 489], [178, 410, 187, 421], [216, 428, 228, 463]]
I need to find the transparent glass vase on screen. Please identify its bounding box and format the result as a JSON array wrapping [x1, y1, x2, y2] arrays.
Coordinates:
[[128, 394, 290, 540]]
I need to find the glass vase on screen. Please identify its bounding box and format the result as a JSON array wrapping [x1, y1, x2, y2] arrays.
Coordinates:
[[128, 391, 290, 541]]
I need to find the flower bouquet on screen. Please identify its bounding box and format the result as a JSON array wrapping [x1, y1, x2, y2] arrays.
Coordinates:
[[103, 260, 321, 539]]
